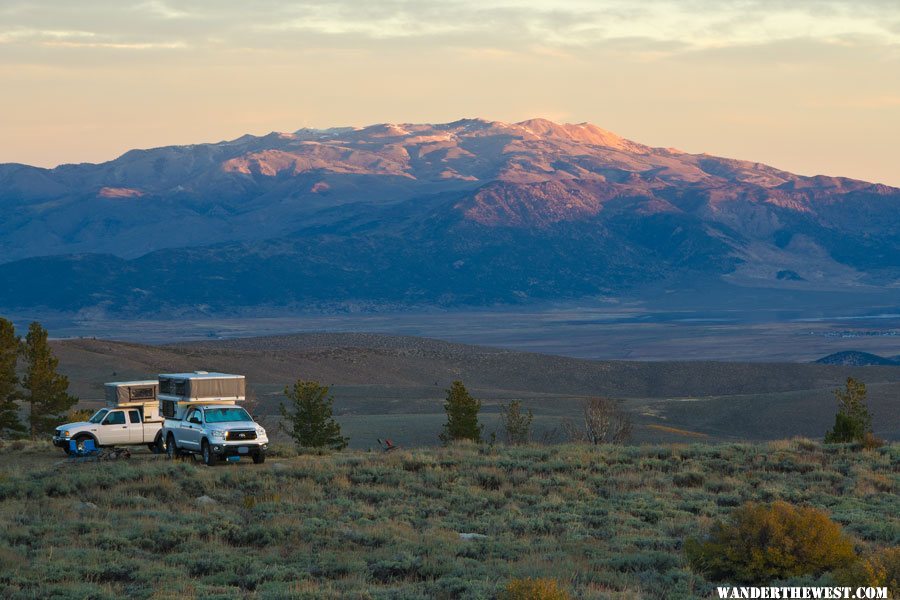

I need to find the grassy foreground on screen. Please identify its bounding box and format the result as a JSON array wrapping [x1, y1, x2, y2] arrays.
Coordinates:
[[0, 440, 897, 599]]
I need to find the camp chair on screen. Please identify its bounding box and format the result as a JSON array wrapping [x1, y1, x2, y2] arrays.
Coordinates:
[[378, 438, 399, 452], [68, 438, 99, 461]]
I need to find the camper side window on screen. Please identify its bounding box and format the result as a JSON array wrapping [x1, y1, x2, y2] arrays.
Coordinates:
[[174, 381, 186, 396], [129, 387, 155, 401], [161, 400, 175, 418]]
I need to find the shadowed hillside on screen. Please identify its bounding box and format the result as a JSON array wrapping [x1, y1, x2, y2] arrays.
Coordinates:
[[51, 333, 900, 445]]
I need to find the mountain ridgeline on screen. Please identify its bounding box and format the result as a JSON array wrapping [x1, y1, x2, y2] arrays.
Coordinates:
[[1, 118, 898, 315]]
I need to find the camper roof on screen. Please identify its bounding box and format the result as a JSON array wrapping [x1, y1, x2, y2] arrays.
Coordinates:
[[105, 380, 159, 388], [158, 372, 244, 380]]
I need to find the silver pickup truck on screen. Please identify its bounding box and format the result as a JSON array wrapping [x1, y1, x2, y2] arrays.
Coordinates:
[[162, 404, 268, 466]]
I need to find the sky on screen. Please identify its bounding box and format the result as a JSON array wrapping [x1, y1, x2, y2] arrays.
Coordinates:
[[1, 0, 899, 185]]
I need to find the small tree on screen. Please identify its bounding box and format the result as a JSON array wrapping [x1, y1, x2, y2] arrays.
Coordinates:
[[568, 397, 632, 444], [279, 378, 347, 450], [440, 380, 482, 444], [500, 400, 533, 445], [0, 318, 25, 437], [22, 322, 77, 439], [825, 377, 871, 443]]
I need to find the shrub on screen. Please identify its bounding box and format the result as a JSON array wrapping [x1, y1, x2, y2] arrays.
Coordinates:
[[685, 501, 857, 582], [862, 432, 886, 451], [367, 553, 425, 583], [834, 547, 900, 596], [500, 578, 571, 600], [673, 472, 705, 488]]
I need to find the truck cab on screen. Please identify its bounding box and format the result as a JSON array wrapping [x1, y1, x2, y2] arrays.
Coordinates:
[[52, 380, 164, 453], [158, 372, 268, 466]]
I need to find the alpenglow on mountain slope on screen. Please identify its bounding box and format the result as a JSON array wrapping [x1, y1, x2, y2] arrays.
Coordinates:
[[1, 118, 898, 315]]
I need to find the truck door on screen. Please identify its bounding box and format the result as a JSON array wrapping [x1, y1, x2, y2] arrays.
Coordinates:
[[127, 409, 144, 443], [180, 407, 203, 449], [101, 410, 130, 445]]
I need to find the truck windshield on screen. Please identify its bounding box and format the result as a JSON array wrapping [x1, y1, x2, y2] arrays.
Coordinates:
[[204, 408, 252, 423], [88, 409, 109, 424]]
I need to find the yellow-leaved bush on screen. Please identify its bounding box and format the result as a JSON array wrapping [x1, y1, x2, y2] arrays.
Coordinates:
[[685, 501, 857, 582], [834, 547, 900, 597], [500, 578, 571, 600]]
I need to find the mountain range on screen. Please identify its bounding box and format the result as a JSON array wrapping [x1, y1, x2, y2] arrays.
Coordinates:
[[1, 117, 898, 316]]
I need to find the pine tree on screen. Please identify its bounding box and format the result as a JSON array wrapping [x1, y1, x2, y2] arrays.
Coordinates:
[[440, 380, 482, 444], [0, 318, 25, 437], [825, 377, 871, 443], [22, 322, 78, 439], [500, 400, 533, 445], [279, 378, 348, 450]]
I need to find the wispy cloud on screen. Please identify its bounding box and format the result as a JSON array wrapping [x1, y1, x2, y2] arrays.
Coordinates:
[[0, 28, 98, 43], [41, 40, 187, 50], [1, 0, 898, 55]]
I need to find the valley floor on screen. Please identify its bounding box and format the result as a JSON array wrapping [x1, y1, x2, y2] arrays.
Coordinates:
[[0, 440, 897, 599]]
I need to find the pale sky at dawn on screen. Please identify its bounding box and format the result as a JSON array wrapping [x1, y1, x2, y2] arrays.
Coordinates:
[[1, 0, 899, 185]]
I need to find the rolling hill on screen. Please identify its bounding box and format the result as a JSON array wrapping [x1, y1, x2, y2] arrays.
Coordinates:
[[51, 333, 900, 445], [2, 118, 899, 316], [816, 350, 900, 366]]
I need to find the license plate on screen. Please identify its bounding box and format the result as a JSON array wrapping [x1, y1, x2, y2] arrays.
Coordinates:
[[238, 446, 249, 454]]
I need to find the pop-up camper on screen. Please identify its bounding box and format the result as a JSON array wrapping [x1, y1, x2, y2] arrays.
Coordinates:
[[158, 371, 246, 419]]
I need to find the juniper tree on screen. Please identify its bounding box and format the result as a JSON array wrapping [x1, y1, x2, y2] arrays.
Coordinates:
[[440, 380, 483, 444], [0, 318, 25, 437], [500, 400, 533, 445], [825, 377, 871, 443], [280, 378, 348, 450], [22, 322, 77, 439]]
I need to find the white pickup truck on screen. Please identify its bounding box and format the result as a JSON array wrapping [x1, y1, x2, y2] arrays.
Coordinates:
[[158, 372, 268, 466], [52, 381, 164, 453]]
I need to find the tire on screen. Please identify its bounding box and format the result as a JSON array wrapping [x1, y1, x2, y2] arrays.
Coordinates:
[[166, 433, 178, 460], [252, 451, 266, 465], [202, 440, 218, 466], [150, 433, 164, 454]]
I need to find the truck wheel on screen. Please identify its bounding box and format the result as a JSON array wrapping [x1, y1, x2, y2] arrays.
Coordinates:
[[165, 433, 178, 460], [252, 451, 266, 464], [202, 440, 218, 466]]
